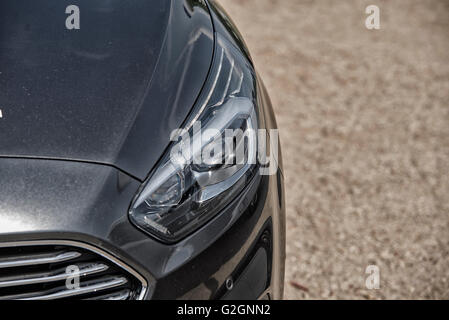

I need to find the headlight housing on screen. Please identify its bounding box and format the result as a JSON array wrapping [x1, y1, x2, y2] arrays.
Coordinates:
[[129, 35, 259, 243]]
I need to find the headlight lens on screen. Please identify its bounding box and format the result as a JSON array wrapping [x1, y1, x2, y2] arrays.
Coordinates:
[[129, 35, 259, 242]]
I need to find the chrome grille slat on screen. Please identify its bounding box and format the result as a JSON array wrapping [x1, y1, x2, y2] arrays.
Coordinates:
[[1, 276, 128, 300], [0, 251, 81, 269], [86, 289, 131, 301], [0, 241, 148, 300], [104, 290, 131, 301], [0, 262, 108, 288]]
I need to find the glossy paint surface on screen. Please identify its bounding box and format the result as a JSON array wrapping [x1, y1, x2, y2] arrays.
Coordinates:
[[0, 0, 213, 180]]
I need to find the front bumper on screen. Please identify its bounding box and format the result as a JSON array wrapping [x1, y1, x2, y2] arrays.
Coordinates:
[[0, 156, 285, 299]]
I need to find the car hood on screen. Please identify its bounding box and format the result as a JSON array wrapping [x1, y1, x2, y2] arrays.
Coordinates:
[[0, 0, 214, 180]]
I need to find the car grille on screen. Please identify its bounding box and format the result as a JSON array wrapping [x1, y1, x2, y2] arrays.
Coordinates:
[[0, 241, 147, 300]]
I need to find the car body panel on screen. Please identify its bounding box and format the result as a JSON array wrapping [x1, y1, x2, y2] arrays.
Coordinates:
[[0, 0, 213, 180]]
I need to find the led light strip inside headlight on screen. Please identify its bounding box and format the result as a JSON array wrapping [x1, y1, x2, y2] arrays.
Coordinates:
[[129, 35, 259, 242]]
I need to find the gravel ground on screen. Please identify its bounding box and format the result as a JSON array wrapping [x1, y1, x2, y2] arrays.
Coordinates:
[[218, 0, 449, 299]]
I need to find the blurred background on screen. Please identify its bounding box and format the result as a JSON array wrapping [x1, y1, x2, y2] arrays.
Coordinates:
[[218, 0, 449, 299]]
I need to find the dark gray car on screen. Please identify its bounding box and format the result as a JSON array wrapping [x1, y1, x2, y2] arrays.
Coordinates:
[[0, 0, 285, 300]]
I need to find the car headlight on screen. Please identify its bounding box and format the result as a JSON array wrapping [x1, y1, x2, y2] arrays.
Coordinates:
[[129, 35, 260, 242]]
